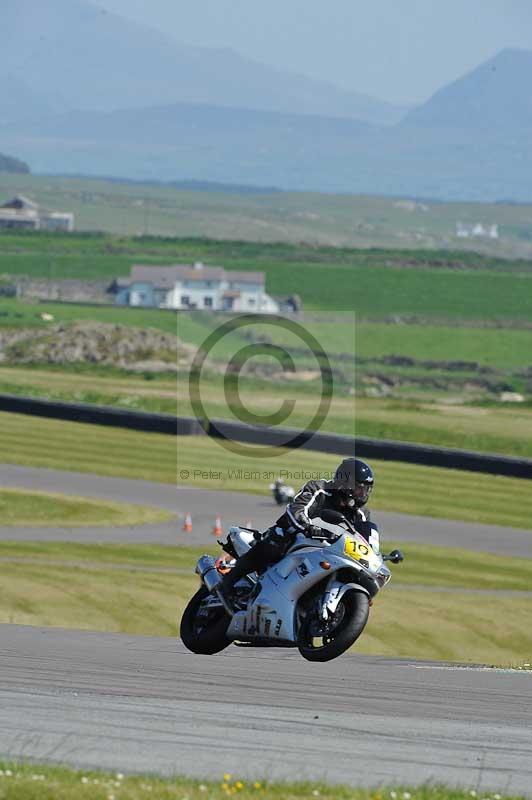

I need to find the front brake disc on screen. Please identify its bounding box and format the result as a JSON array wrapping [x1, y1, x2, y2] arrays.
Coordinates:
[[308, 604, 346, 636]]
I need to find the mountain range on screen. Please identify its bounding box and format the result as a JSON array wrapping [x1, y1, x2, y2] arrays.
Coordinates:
[[0, 0, 404, 126], [1, 0, 532, 201]]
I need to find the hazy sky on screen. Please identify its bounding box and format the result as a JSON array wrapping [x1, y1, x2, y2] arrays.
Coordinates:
[[96, 0, 531, 104]]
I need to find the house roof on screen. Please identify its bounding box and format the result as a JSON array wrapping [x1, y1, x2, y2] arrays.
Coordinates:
[[226, 271, 265, 284], [131, 264, 224, 287], [0, 195, 39, 211], [130, 264, 264, 286]]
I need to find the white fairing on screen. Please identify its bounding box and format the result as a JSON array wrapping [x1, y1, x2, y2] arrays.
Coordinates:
[[225, 520, 390, 644], [228, 527, 256, 557], [368, 526, 380, 554]]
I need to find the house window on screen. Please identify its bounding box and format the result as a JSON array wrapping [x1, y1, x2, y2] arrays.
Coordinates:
[[248, 297, 256, 306], [181, 295, 190, 306], [204, 297, 213, 308]]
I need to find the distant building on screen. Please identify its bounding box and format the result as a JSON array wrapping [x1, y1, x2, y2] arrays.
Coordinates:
[[456, 222, 499, 240], [0, 195, 74, 232], [114, 263, 280, 314]]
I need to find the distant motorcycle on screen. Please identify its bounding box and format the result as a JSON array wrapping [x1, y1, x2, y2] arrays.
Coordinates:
[[270, 479, 295, 506], [180, 509, 404, 662]]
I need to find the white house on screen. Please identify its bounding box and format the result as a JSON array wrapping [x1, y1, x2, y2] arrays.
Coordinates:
[[456, 222, 499, 240], [0, 196, 74, 231], [115, 263, 279, 313]]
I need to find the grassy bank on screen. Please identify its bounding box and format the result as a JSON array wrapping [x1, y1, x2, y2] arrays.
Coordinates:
[[0, 761, 523, 800], [0, 411, 177, 483], [2, 362, 532, 456], [1, 412, 531, 529], [2, 541, 532, 664], [0, 489, 172, 527]]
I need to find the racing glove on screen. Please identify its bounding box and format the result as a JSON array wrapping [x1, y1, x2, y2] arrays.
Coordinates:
[[305, 524, 324, 538]]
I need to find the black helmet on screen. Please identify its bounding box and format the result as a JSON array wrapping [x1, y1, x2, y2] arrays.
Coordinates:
[[333, 458, 374, 509]]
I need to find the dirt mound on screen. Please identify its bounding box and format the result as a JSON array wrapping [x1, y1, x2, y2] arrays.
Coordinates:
[[0, 321, 193, 370]]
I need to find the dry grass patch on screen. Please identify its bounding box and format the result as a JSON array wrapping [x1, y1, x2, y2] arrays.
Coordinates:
[[0, 488, 172, 527]]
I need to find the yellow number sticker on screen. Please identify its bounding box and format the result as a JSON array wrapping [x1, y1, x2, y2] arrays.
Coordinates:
[[344, 538, 370, 561]]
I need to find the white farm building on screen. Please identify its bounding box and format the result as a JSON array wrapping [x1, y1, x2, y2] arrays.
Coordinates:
[[0, 196, 74, 231], [115, 263, 279, 313]]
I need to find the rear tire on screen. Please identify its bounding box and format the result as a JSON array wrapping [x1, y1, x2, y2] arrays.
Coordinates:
[[180, 586, 230, 655], [298, 590, 369, 662]]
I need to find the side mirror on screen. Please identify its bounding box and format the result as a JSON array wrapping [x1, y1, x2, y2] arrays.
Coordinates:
[[383, 549, 404, 564], [319, 509, 346, 525]]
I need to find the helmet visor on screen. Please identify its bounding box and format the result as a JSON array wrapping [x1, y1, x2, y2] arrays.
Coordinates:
[[354, 481, 372, 505]]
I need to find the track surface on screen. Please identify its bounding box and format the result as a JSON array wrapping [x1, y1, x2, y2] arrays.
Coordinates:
[[2, 625, 532, 795], [0, 464, 530, 556], [1, 463, 532, 793]]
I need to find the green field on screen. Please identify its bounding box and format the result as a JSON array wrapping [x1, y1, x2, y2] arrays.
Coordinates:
[[0, 229, 531, 464], [2, 540, 532, 665], [3, 171, 532, 259], [1, 229, 532, 316], [1, 293, 532, 413], [0, 297, 178, 334], [1, 300, 531, 370], [0, 227, 531, 417]]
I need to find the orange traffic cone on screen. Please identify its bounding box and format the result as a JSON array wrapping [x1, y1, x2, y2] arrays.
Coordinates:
[[212, 515, 223, 537], [182, 512, 193, 533]]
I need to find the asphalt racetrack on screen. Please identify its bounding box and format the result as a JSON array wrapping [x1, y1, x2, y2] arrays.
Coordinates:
[[2, 625, 532, 795], [1, 462, 531, 793], [0, 464, 531, 557]]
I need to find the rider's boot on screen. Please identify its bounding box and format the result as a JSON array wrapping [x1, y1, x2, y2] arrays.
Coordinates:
[[216, 537, 276, 614]]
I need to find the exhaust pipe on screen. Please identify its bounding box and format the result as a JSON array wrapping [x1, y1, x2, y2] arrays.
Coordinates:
[[196, 555, 222, 592]]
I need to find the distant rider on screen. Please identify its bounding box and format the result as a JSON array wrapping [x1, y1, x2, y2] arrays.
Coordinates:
[[218, 458, 380, 611], [271, 477, 294, 505]]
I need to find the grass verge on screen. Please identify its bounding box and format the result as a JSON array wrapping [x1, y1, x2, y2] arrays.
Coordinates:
[[3, 361, 532, 457], [0, 411, 177, 483], [0, 761, 523, 800], [1, 412, 531, 529], [2, 541, 532, 665], [0, 489, 172, 527]]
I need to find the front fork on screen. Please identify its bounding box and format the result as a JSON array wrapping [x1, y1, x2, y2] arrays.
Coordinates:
[[319, 577, 372, 621]]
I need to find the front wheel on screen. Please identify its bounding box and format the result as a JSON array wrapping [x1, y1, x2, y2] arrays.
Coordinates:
[[180, 586, 230, 655], [298, 590, 369, 662]]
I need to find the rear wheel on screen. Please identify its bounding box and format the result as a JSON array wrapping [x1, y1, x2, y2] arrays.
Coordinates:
[[180, 586, 230, 655], [298, 590, 369, 662]]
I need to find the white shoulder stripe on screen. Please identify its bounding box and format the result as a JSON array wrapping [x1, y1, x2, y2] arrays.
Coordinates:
[[286, 506, 306, 530], [303, 488, 328, 517]]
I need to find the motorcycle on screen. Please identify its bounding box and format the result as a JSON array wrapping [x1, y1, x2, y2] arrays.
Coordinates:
[[270, 479, 295, 505], [180, 509, 404, 662]]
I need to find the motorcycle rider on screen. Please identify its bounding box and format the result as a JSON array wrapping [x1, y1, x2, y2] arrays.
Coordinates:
[[270, 477, 294, 505], [218, 457, 379, 612]]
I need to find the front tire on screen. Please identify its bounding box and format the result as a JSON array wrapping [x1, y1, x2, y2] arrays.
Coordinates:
[[298, 590, 369, 662], [180, 586, 230, 655]]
